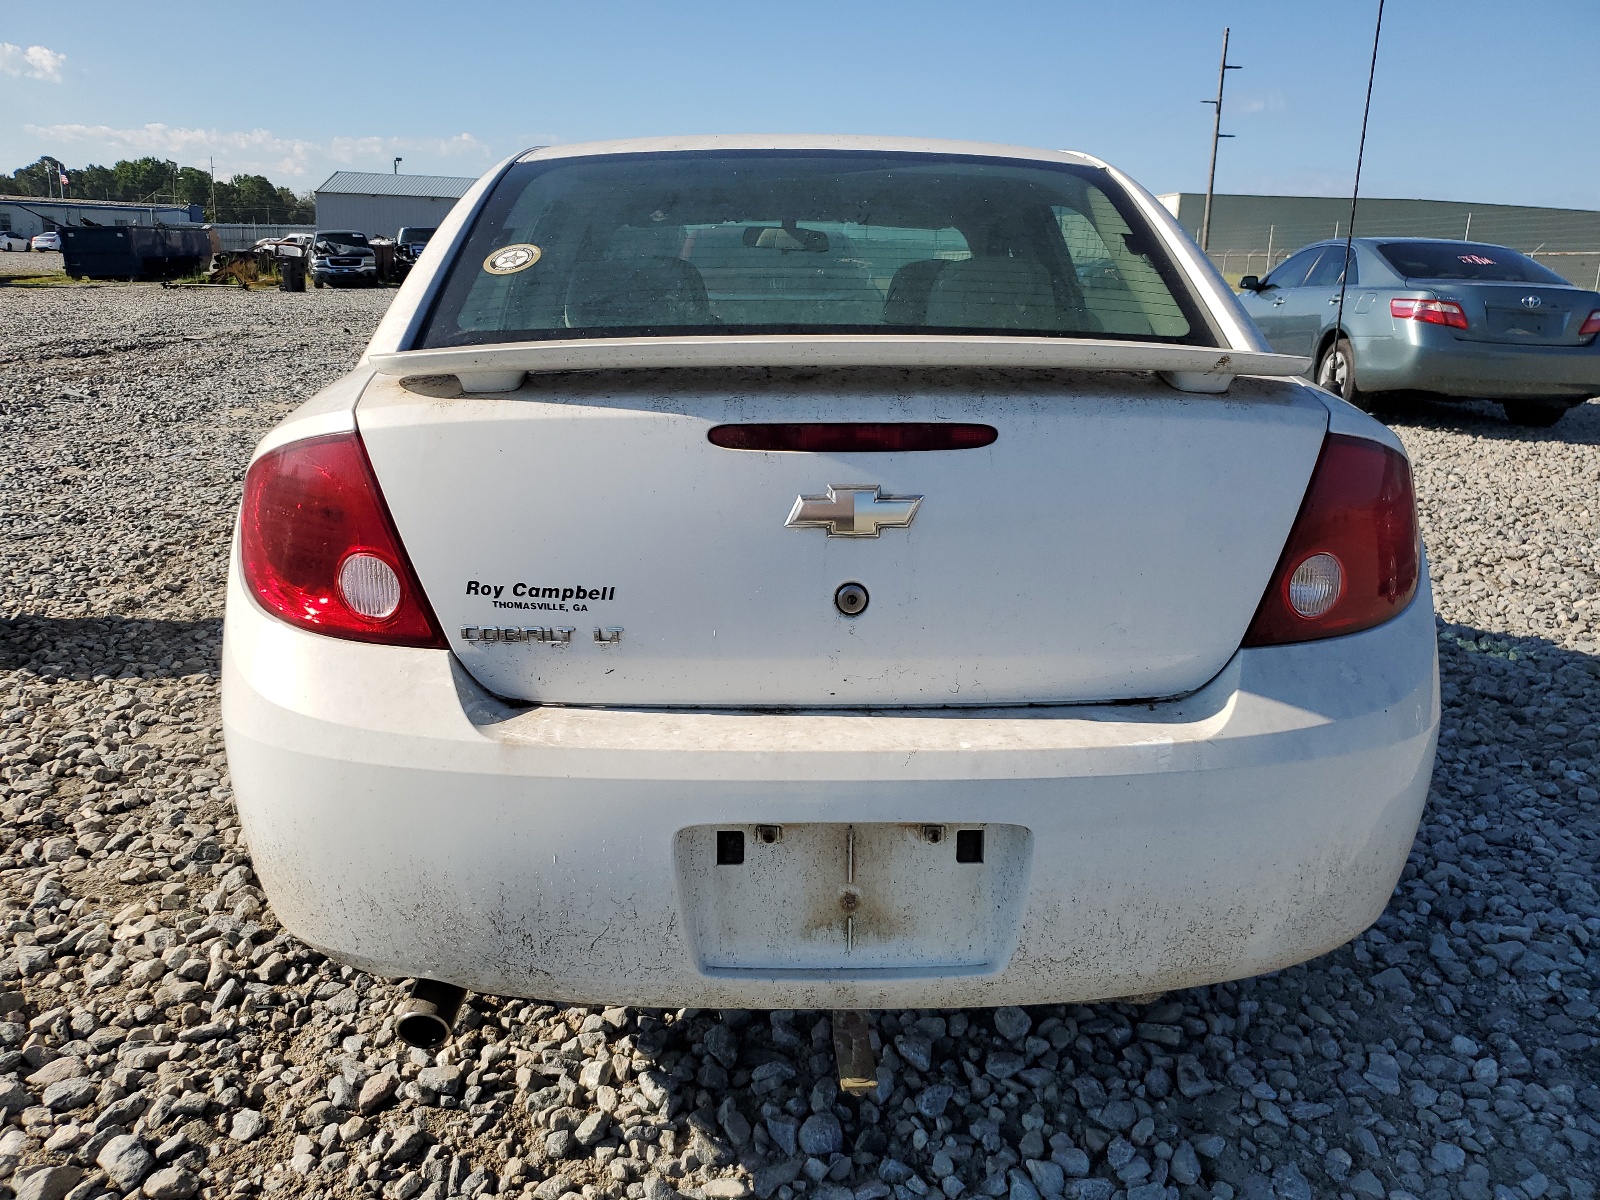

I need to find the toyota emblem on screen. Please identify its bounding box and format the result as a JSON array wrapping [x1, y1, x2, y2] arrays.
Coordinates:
[[1521, 295, 1543, 309]]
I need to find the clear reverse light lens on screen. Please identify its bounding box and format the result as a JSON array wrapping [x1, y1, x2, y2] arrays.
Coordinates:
[[337, 552, 402, 620], [1287, 552, 1343, 618]]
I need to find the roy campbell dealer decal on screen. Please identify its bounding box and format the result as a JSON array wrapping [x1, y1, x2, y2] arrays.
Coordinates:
[[465, 580, 615, 613]]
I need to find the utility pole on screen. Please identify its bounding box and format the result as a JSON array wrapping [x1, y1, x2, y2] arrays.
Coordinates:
[[209, 156, 218, 223], [1200, 27, 1242, 252], [393, 157, 403, 175]]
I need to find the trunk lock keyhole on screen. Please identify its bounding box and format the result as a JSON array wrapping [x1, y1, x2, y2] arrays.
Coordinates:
[[835, 582, 869, 616]]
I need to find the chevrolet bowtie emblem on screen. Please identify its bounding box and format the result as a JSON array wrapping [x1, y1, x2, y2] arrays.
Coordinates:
[[785, 485, 922, 538]]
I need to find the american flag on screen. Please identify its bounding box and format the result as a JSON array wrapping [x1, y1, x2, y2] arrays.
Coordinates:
[[58, 171, 68, 187]]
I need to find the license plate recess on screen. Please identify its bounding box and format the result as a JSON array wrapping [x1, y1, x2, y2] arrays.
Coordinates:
[[676, 822, 1031, 971]]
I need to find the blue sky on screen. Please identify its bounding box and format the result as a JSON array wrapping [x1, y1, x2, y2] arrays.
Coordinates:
[[3, 0, 1597, 210]]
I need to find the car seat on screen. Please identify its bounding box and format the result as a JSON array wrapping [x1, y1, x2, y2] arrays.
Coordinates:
[[563, 256, 713, 328], [922, 257, 1068, 331], [883, 260, 949, 326]]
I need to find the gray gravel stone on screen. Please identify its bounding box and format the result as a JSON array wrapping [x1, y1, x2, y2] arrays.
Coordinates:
[[798, 1111, 843, 1156], [991, 1006, 1030, 1041], [228, 1108, 265, 1141], [1023, 1159, 1063, 1197], [26, 1056, 85, 1088], [765, 1113, 798, 1155], [983, 1049, 1024, 1079], [1348, 1169, 1385, 1199], [96, 1132, 154, 1190], [13, 1166, 83, 1200], [141, 1165, 200, 1199], [41, 1076, 96, 1110]]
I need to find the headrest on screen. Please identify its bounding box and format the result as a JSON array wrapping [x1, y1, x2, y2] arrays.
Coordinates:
[[923, 257, 1065, 331], [565, 256, 712, 328]]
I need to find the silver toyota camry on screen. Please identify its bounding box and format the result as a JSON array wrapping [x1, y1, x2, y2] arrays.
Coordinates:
[[1238, 237, 1600, 426]]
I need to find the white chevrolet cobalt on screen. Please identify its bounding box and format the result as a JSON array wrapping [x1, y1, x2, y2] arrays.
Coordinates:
[[222, 136, 1438, 1041]]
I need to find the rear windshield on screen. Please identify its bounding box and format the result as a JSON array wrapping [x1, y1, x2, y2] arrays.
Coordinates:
[[1376, 241, 1567, 284], [417, 151, 1209, 348]]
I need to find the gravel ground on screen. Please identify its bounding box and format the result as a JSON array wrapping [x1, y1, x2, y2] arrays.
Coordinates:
[[1, 285, 1597, 1200], [0, 253, 65, 281]]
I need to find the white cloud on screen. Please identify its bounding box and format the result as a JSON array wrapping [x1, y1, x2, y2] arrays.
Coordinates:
[[0, 42, 67, 82], [1232, 93, 1285, 116], [20, 122, 506, 185]]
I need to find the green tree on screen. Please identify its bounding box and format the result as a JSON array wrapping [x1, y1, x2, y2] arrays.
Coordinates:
[[5, 154, 314, 223], [2, 157, 65, 196], [111, 157, 181, 202], [70, 164, 120, 200]]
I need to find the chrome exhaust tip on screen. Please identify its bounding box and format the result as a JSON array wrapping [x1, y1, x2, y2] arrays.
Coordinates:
[[395, 979, 467, 1049]]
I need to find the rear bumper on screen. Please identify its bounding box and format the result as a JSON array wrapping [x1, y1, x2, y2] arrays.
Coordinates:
[[1356, 327, 1600, 400], [222, 569, 1439, 1008]]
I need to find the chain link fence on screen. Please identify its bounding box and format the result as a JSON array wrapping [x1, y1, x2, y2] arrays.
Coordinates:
[[1208, 246, 1600, 290], [209, 223, 316, 253], [1170, 195, 1600, 290]]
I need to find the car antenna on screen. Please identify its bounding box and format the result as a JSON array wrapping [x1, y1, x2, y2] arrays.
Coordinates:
[[1334, 0, 1386, 348]]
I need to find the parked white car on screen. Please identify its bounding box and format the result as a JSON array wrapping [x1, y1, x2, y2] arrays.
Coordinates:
[[223, 136, 1438, 1039], [0, 231, 28, 252], [30, 231, 61, 251]]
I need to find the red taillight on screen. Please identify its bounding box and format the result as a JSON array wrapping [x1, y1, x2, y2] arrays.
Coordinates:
[[239, 432, 445, 648], [1390, 296, 1469, 330], [1579, 309, 1600, 337], [708, 423, 998, 452], [1243, 434, 1419, 647]]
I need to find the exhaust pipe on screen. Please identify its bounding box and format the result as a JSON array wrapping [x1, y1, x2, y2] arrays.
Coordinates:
[[395, 979, 467, 1050]]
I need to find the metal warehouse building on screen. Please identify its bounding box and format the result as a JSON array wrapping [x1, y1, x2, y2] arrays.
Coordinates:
[[1159, 192, 1600, 288], [313, 171, 477, 238], [0, 196, 201, 240]]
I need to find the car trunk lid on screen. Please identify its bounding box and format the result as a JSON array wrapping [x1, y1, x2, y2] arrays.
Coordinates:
[[1429, 282, 1600, 347], [357, 367, 1329, 707]]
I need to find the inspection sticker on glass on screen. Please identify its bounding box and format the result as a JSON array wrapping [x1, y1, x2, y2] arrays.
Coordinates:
[[483, 244, 542, 275]]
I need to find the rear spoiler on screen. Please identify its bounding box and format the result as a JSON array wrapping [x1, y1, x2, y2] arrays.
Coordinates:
[[368, 335, 1310, 396]]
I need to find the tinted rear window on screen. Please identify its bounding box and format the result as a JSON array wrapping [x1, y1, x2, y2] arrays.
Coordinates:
[[417, 150, 1210, 348], [1376, 242, 1566, 284]]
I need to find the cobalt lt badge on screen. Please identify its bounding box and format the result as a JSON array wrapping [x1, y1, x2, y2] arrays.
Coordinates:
[[786, 485, 921, 538]]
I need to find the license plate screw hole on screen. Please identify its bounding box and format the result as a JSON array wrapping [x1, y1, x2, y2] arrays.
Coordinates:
[[839, 886, 862, 913], [756, 824, 782, 845], [955, 828, 984, 863], [921, 824, 944, 845], [716, 830, 745, 865]]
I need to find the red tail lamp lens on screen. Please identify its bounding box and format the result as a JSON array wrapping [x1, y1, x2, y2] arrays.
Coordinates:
[[1579, 310, 1600, 337], [1390, 297, 1469, 330], [708, 423, 998, 452], [239, 432, 445, 648], [1243, 434, 1419, 646]]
